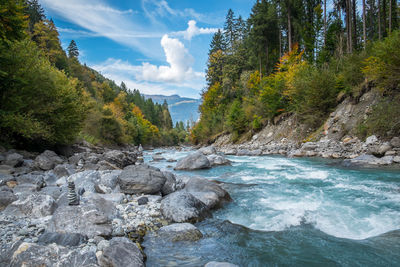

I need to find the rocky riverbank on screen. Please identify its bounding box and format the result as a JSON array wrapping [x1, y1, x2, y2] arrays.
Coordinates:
[[0, 143, 235, 267], [213, 134, 400, 167], [211, 90, 400, 168]]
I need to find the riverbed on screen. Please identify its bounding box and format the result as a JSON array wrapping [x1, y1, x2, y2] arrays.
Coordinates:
[[144, 148, 400, 266]]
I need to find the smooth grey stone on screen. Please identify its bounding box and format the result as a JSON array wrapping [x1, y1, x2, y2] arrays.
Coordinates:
[[37, 232, 87, 247], [174, 152, 211, 170], [98, 237, 144, 267], [161, 191, 210, 223], [161, 171, 177, 196], [118, 164, 166, 195], [184, 177, 231, 209]]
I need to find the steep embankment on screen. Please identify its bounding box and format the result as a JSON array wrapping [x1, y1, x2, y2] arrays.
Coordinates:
[[213, 90, 400, 167]]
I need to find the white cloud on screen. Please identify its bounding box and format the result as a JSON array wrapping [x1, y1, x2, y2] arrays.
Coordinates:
[[172, 20, 219, 41], [91, 57, 203, 98], [138, 34, 203, 83], [90, 34, 205, 97]]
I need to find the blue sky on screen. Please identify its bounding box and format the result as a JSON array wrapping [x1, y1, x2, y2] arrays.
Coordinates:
[[39, 0, 255, 98]]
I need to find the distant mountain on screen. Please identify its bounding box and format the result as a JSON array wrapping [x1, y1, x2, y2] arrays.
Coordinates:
[[143, 94, 201, 124]]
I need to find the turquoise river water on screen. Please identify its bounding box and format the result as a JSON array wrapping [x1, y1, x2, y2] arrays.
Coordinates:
[[143, 148, 400, 267]]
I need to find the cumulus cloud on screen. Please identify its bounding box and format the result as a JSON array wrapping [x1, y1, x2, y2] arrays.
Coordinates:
[[90, 35, 205, 96], [138, 34, 202, 83], [173, 20, 219, 40]]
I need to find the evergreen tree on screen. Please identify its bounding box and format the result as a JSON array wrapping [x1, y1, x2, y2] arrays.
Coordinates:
[[67, 39, 79, 58], [223, 9, 236, 50], [25, 0, 45, 32]]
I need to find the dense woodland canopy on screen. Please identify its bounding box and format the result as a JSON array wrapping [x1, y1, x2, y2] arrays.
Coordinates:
[[192, 0, 400, 143], [0, 0, 188, 149]]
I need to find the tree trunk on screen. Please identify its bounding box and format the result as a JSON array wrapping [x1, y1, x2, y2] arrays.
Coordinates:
[[346, 0, 353, 53], [288, 7, 292, 52], [363, 0, 367, 49], [324, 0, 327, 46], [352, 0, 357, 49], [383, 0, 387, 36], [389, 0, 392, 33], [378, 0, 382, 39]]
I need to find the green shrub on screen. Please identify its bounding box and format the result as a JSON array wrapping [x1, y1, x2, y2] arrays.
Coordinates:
[[357, 94, 400, 139], [362, 30, 400, 92]]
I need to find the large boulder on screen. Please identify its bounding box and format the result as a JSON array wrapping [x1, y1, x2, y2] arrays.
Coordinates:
[[207, 154, 231, 166], [199, 146, 217, 155], [4, 193, 56, 218], [117, 164, 166, 195], [15, 172, 45, 188], [102, 150, 137, 168], [4, 153, 24, 167], [0, 173, 14, 186], [342, 154, 394, 167], [157, 223, 203, 242], [390, 137, 400, 148], [9, 242, 97, 267], [174, 152, 211, 170], [35, 150, 63, 170], [37, 232, 87, 247], [161, 171, 177, 196], [236, 149, 251, 156], [47, 203, 113, 238], [53, 163, 76, 178], [0, 189, 17, 211], [98, 237, 144, 267], [184, 177, 231, 209], [160, 191, 210, 223], [68, 170, 100, 193]]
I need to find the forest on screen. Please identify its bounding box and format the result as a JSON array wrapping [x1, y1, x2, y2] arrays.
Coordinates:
[[191, 0, 400, 143], [0, 0, 189, 149]]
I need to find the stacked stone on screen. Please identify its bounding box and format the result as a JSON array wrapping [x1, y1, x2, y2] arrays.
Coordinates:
[[67, 181, 79, 205]]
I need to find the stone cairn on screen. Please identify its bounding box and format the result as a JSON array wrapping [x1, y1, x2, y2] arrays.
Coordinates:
[[67, 181, 79, 205]]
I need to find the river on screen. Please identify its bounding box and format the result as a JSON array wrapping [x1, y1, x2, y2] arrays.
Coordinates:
[[143, 148, 400, 266]]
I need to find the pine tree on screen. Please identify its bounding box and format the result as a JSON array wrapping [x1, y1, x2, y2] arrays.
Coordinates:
[[223, 9, 236, 50], [26, 0, 45, 32], [67, 40, 79, 58]]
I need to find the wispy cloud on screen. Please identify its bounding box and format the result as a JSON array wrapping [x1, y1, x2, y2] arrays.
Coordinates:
[[141, 0, 223, 25], [172, 20, 219, 41], [40, 0, 164, 58]]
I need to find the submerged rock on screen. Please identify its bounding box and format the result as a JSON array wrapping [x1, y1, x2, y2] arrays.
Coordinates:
[[157, 223, 203, 242], [161, 190, 210, 223], [174, 152, 211, 170], [204, 261, 239, 267]]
